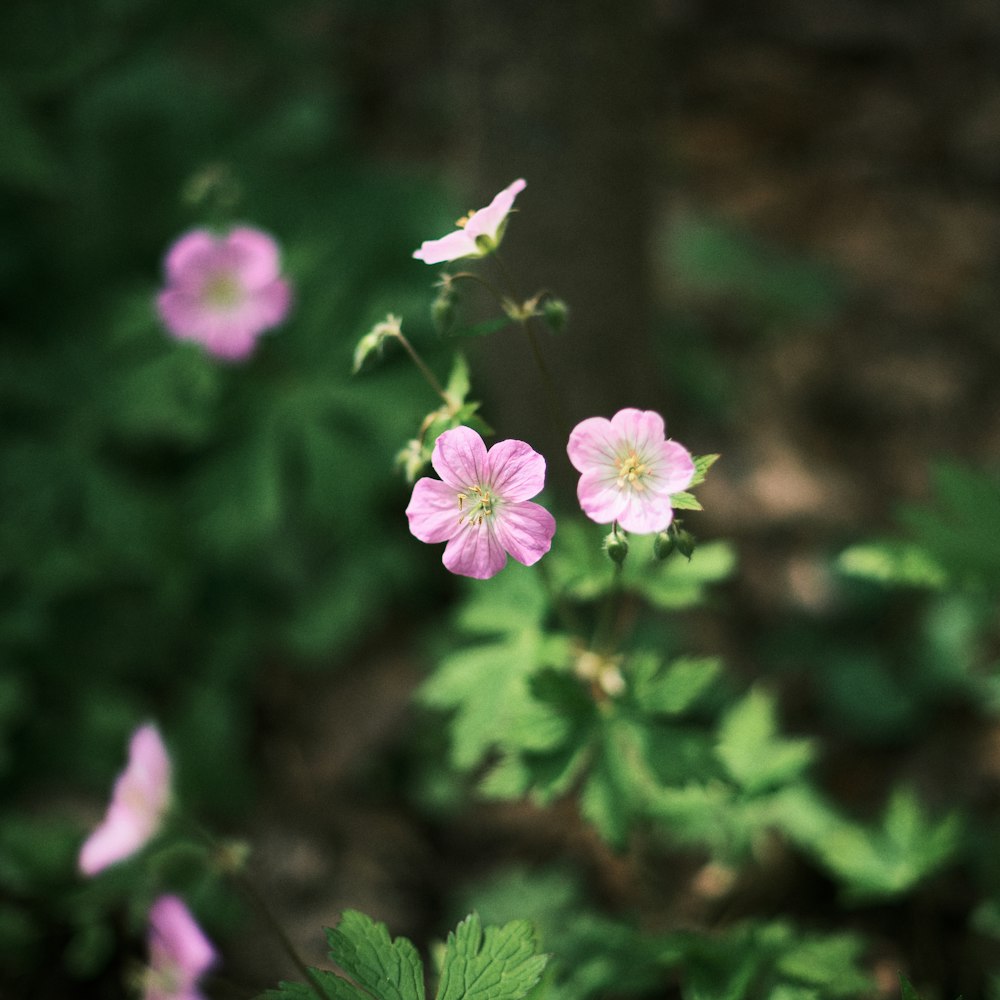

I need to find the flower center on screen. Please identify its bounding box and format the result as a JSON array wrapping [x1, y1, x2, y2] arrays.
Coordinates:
[[201, 271, 243, 308], [617, 452, 649, 491], [457, 484, 495, 525], [455, 209, 476, 229]]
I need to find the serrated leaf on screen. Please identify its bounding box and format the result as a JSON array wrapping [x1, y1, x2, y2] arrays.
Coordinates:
[[419, 629, 570, 771], [837, 542, 947, 589], [435, 913, 548, 1000], [689, 454, 721, 489], [716, 689, 813, 794], [260, 969, 370, 1000], [668, 491, 703, 511], [325, 910, 425, 1000]]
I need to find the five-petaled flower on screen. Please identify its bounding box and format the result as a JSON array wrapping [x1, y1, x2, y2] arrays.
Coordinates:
[[144, 895, 216, 1000], [568, 408, 695, 534], [406, 425, 556, 579], [156, 226, 291, 361], [79, 723, 172, 876], [413, 179, 526, 264]]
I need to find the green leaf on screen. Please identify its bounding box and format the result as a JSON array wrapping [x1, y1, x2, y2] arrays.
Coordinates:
[[716, 689, 813, 794], [689, 454, 721, 489], [435, 913, 548, 1000], [445, 353, 471, 404], [419, 629, 570, 772], [261, 970, 370, 1000], [631, 656, 722, 716], [668, 491, 703, 511], [807, 788, 960, 901], [837, 542, 947, 589], [898, 974, 922, 1000], [326, 910, 425, 1000]]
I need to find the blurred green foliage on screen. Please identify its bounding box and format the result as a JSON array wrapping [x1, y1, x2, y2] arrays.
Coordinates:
[[0, 0, 452, 990]]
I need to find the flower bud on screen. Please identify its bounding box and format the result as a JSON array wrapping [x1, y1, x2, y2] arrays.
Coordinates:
[[431, 286, 458, 334], [352, 314, 401, 373], [603, 528, 629, 566], [542, 297, 568, 333], [673, 526, 696, 560], [653, 530, 675, 561]]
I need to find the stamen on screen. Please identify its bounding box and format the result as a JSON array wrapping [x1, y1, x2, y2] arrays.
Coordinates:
[[456, 209, 477, 228]]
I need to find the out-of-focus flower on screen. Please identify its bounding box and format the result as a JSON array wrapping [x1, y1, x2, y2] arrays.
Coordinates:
[[413, 179, 526, 264], [406, 425, 556, 579], [79, 723, 171, 876], [156, 226, 291, 360], [144, 895, 216, 1000], [567, 408, 695, 534]]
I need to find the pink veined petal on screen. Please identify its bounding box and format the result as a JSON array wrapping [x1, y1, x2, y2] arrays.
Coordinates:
[[431, 426, 488, 489], [225, 227, 281, 288], [164, 231, 218, 286], [442, 520, 507, 579], [148, 895, 216, 1000], [567, 416, 621, 475], [576, 468, 629, 526], [406, 478, 462, 544], [412, 229, 477, 264], [610, 408, 666, 459], [486, 439, 546, 501], [646, 440, 696, 495], [493, 500, 556, 567], [615, 489, 675, 534], [465, 178, 526, 241]]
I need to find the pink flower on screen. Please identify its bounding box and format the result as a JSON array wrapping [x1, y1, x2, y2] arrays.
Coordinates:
[[156, 226, 291, 360], [567, 408, 695, 534], [144, 895, 216, 1000], [78, 723, 171, 876], [405, 425, 556, 579], [413, 179, 526, 264]]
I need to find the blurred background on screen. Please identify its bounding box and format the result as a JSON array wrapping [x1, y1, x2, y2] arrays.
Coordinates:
[[2, 0, 1000, 997]]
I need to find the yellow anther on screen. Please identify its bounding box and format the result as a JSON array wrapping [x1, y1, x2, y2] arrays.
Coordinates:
[[456, 209, 477, 228]]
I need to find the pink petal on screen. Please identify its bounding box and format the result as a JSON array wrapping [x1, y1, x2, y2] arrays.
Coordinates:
[[431, 426, 488, 489], [615, 490, 675, 534], [79, 724, 171, 876], [412, 229, 477, 264], [164, 231, 218, 286], [225, 227, 281, 288], [156, 289, 208, 339], [406, 478, 461, 543], [486, 439, 546, 501], [493, 500, 556, 567], [465, 179, 526, 241], [610, 408, 666, 458], [647, 440, 696, 494], [148, 895, 215, 1000], [576, 468, 628, 526], [442, 521, 507, 579], [567, 416, 620, 475]]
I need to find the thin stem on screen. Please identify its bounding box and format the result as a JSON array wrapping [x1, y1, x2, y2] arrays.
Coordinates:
[[231, 870, 335, 1000], [393, 330, 450, 405], [592, 524, 626, 657], [448, 270, 508, 308]]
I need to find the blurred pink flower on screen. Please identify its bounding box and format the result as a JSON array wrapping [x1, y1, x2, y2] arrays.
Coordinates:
[[406, 425, 556, 579], [413, 179, 526, 264], [144, 895, 216, 1000], [156, 226, 291, 360], [79, 723, 171, 876], [568, 408, 695, 534]]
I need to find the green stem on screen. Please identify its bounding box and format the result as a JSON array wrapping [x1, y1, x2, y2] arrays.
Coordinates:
[[393, 330, 450, 405]]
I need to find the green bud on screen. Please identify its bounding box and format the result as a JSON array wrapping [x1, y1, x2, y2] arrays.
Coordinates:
[[352, 314, 401, 373], [395, 439, 426, 483], [673, 526, 696, 560], [653, 530, 675, 560], [431, 287, 458, 333], [603, 528, 629, 566], [542, 297, 569, 333]]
